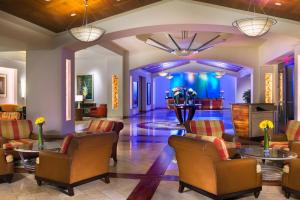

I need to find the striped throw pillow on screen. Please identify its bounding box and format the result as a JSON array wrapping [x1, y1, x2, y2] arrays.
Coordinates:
[[189, 120, 224, 138], [60, 135, 74, 154]]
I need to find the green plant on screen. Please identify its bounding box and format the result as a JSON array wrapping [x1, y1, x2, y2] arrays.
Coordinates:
[[243, 89, 251, 103]]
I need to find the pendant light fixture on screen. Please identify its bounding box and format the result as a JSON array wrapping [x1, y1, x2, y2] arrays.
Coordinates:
[[232, 0, 277, 37], [69, 0, 105, 42]]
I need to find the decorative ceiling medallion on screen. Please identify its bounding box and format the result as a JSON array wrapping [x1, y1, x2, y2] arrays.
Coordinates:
[[138, 31, 230, 57]]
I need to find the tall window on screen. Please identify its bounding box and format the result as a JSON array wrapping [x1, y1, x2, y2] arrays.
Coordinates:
[[66, 59, 71, 121]]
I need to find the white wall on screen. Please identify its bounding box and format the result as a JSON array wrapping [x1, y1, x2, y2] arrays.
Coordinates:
[[220, 75, 237, 108], [0, 67, 17, 104], [75, 58, 108, 105], [0, 52, 26, 105], [236, 74, 251, 103], [75, 48, 123, 118]]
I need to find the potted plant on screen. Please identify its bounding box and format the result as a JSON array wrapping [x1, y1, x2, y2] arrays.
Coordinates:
[[243, 89, 251, 103]]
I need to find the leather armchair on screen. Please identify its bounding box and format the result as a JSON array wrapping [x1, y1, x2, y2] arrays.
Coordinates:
[[35, 133, 116, 196], [282, 142, 300, 198], [169, 135, 262, 199], [88, 104, 107, 118], [0, 149, 14, 183]]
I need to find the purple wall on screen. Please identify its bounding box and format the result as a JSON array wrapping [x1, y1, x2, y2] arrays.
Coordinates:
[[220, 75, 237, 108], [154, 76, 170, 109]]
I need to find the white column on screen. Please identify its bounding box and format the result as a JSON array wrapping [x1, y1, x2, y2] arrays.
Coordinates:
[[26, 47, 75, 135], [294, 46, 300, 120]]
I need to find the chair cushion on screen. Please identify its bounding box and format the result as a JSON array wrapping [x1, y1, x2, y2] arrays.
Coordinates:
[[2, 139, 34, 150], [269, 141, 289, 149], [87, 120, 115, 133], [185, 134, 229, 160], [286, 120, 300, 141], [0, 104, 20, 112], [0, 112, 21, 120], [224, 141, 241, 149], [189, 120, 224, 138], [0, 120, 33, 140], [60, 134, 74, 154]]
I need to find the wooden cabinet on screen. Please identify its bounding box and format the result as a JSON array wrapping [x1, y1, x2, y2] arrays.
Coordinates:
[[231, 103, 276, 138]]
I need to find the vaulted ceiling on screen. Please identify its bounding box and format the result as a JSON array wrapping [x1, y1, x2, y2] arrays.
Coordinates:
[[0, 0, 299, 33]]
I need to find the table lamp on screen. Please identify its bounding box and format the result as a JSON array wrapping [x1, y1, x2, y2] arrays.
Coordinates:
[[75, 95, 83, 109]]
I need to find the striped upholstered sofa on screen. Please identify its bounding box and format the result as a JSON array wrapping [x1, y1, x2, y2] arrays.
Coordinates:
[[79, 120, 124, 162], [0, 120, 37, 151]]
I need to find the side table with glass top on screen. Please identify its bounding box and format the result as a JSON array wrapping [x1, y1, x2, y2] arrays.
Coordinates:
[[14, 142, 60, 172], [239, 146, 297, 182]]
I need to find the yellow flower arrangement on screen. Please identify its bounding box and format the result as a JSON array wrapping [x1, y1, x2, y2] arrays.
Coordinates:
[[35, 117, 45, 125], [259, 120, 274, 129]]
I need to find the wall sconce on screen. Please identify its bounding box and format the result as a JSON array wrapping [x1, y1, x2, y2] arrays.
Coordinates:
[[112, 75, 119, 110], [265, 73, 272, 103]]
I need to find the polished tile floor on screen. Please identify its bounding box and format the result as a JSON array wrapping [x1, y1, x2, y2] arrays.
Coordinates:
[[0, 109, 296, 199]]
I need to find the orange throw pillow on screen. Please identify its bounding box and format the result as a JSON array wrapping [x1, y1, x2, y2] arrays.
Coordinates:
[[60, 135, 74, 154]]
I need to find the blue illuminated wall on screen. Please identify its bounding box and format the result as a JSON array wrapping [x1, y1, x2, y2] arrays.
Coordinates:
[[170, 72, 220, 98]]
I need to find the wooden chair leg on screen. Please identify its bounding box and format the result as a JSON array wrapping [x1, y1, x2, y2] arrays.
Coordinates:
[[67, 186, 74, 196], [284, 191, 291, 199], [178, 181, 185, 193], [254, 191, 260, 198], [6, 174, 13, 183], [36, 179, 42, 186], [104, 175, 110, 184]]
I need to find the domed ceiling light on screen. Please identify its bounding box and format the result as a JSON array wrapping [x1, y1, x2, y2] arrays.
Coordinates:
[[140, 31, 230, 57], [158, 71, 168, 77], [69, 0, 105, 42], [166, 74, 173, 79], [215, 71, 225, 79], [232, 0, 277, 37]]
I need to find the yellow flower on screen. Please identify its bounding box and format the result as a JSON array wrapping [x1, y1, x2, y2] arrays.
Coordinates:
[[259, 120, 274, 129], [35, 117, 45, 125]]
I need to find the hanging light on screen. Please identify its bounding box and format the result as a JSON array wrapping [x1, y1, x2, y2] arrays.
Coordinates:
[[69, 0, 105, 42], [232, 0, 277, 37], [166, 74, 173, 79], [215, 71, 225, 79], [158, 72, 168, 77]]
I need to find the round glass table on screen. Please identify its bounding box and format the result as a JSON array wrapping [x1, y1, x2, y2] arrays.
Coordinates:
[[14, 142, 60, 172], [239, 146, 297, 181]]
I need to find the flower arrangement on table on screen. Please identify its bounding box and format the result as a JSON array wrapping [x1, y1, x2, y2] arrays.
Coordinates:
[[35, 117, 45, 150], [186, 88, 197, 104], [172, 87, 184, 104], [82, 82, 88, 99], [259, 120, 274, 153]]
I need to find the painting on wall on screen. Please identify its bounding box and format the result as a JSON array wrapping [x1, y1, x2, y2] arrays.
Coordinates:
[[147, 83, 151, 105], [77, 75, 94, 101], [132, 81, 138, 108], [0, 74, 7, 98]]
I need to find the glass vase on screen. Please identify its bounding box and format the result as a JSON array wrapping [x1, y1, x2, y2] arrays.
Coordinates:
[[38, 125, 44, 150], [263, 128, 269, 152]]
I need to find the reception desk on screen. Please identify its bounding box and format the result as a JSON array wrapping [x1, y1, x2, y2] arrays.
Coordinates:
[[231, 103, 276, 138]]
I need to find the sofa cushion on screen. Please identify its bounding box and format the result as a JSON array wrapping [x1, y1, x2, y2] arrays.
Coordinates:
[[189, 120, 224, 138], [269, 141, 289, 149], [87, 120, 115, 133], [185, 134, 229, 160], [0, 104, 20, 112], [0, 120, 33, 139], [2, 139, 34, 150], [60, 135, 74, 154], [286, 120, 300, 141]]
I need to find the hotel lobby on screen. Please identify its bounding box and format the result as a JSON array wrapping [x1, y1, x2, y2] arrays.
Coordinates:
[[1, 0, 300, 199]]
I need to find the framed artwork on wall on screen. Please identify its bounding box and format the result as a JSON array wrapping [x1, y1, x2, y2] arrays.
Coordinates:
[[77, 75, 94, 101], [0, 74, 7, 98], [147, 83, 151, 105], [132, 81, 138, 108]]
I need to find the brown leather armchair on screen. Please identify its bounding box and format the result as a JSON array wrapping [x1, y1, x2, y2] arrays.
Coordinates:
[[282, 142, 300, 198], [0, 149, 14, 183], [168, 135, 262, 199], [35, 133, 116, 196]]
